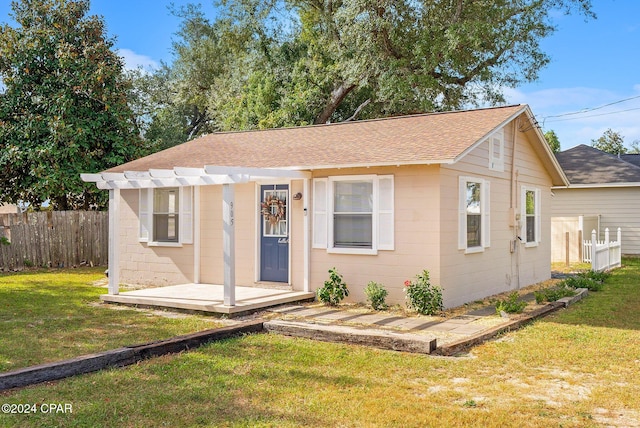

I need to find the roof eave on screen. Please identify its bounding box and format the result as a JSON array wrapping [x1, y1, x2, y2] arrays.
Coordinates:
[[452, 104, 529, 164], [450, 105, 569, 186], [552, 182, 640, 189]]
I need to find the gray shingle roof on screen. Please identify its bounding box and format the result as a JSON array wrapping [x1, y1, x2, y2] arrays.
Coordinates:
[[620, 153, 640, 168], [555, 144, 640, 184]]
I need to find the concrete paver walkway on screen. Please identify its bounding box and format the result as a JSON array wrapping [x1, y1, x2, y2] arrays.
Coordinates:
[[268, 305, 494, 346], [265, 288, 589, 355]]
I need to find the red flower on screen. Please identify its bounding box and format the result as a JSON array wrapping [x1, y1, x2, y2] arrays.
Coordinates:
[[404, 280, 411, 287]]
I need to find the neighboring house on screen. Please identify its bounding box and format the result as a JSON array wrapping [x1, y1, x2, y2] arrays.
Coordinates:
[[552, 144, 640, 258], [82, 105, 567, 309]]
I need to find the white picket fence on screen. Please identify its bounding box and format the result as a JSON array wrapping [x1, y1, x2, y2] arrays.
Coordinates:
[[583, 228, 621, 272]]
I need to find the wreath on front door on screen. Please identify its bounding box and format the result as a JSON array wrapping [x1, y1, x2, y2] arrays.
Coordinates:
[[260, 194, 285, 226]]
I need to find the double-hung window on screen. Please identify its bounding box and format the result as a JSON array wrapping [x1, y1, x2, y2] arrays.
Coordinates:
[[139, 187, 193, 246], [333, 180, 373, 248], [313, 175, 394, 255], [153, 188, 179, 242], [521, 187, 541, 246], [458, 176, 490, 252]]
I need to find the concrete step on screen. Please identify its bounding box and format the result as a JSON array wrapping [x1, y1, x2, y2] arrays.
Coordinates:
[[264, 320, 437, 354]]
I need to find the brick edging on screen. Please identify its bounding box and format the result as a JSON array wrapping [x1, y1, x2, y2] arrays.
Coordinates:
[[0, 320, 264, 392]]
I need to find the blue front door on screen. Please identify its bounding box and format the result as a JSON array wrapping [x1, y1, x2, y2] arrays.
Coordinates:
[[260, 185, 289, 282]]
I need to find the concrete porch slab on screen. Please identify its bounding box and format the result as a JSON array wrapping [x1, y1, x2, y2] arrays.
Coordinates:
[[101, 283, 316, 316]]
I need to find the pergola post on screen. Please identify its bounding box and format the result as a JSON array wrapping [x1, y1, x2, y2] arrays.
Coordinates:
[[108, 188, 120, 295], [223, 183, 236, 306], [303, 178, 310, 292], [193, 186, 201, 284]]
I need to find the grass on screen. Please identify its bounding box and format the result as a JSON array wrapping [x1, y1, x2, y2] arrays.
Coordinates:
[[1, 262, 639, 427], [0, 268, 223, 372]]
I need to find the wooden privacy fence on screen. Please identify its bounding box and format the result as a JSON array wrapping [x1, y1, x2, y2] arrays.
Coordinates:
[[0, 211, 108, 271], [583, 228, 622, 272]]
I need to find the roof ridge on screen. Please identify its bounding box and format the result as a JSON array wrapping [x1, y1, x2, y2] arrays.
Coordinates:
[[198, 104, 525, 137], [579, 144, 640, 172]]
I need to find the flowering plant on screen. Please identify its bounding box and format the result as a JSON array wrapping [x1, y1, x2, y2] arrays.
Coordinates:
[[404, 270, 443, 315]]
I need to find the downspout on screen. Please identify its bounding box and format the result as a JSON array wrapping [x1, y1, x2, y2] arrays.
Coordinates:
[[510, 119, 520, 289]]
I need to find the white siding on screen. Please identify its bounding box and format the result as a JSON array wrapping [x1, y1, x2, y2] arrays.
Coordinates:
[[552, 186, 640, 255]]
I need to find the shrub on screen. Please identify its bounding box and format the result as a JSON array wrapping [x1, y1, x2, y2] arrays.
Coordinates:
[[578, 270, 611, 283], [404, 270, 443, 315], [563, 275, 604, 292], [365, 281, 388, 310], [495, 292, 527, 314], [317, 267, 349, 306], [534, 286, 576, 304]]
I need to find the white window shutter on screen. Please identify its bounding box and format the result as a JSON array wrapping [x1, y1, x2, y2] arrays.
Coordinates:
[[458, 177, 467, 250], [312, 178, 328, 248], [482, 180, 490, 248], [139, 188, 150, 242], [520, 186, 527, 241], [180, 186, 193, 244], [535, 189, 542, 243], [378, 175, 394, 250]]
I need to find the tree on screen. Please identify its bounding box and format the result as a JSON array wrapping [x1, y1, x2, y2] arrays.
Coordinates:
[[628, 140, 640, 154], [0, 0, 148, 210], [152, 0, 594, 135], [591, 129, 627, 156], [544, 130, 561, 153]]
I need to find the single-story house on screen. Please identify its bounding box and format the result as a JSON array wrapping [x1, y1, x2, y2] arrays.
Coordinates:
[[552, 144, 640, 259], [82, 104, 567, 309]]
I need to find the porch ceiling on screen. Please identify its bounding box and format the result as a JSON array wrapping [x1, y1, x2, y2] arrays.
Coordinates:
[[81, 166, 311, 190]]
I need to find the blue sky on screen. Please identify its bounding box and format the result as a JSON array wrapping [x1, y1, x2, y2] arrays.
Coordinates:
[[1, 0, 639, 151]]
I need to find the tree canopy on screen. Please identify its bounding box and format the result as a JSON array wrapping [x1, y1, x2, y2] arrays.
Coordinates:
[[0, 0, 148, 210], [544, 130, 561, 153], [138, 0, 594, 147], [592, 128, 626, 156]]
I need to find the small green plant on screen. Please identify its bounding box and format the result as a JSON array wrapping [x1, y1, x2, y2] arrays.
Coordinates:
[[317, 267, 349, 306], [495, 292, 527, 314], [578, 270, 611, 283], [534, 286, 576, 304], [23, 259, 34, 268], [463, 399, 478, 408], [404, 270, 443, 315], [0, 236, 9, 246], [563, 275, 604, 292], [365, 281, 388, 310]]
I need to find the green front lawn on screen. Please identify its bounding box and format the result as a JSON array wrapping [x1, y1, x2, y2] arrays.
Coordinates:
[[0, 268, 222, 372], [1, 261, 639, 427]]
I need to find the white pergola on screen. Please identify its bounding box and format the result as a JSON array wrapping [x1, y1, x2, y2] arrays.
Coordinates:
[[82, 166, 312, 307]]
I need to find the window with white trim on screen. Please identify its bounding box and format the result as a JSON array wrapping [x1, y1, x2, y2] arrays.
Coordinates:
[[458, 176, 490, 252], [139, 187, 193, 245], [489, 128, 504, 172], [521, 186, 541, 246], [154, 187, 179, 242], [313, 175, 394, 254], [333, 180, 373, 248]]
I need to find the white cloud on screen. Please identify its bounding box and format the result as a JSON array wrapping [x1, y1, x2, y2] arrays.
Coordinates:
[[116, 48, 158, 71]]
